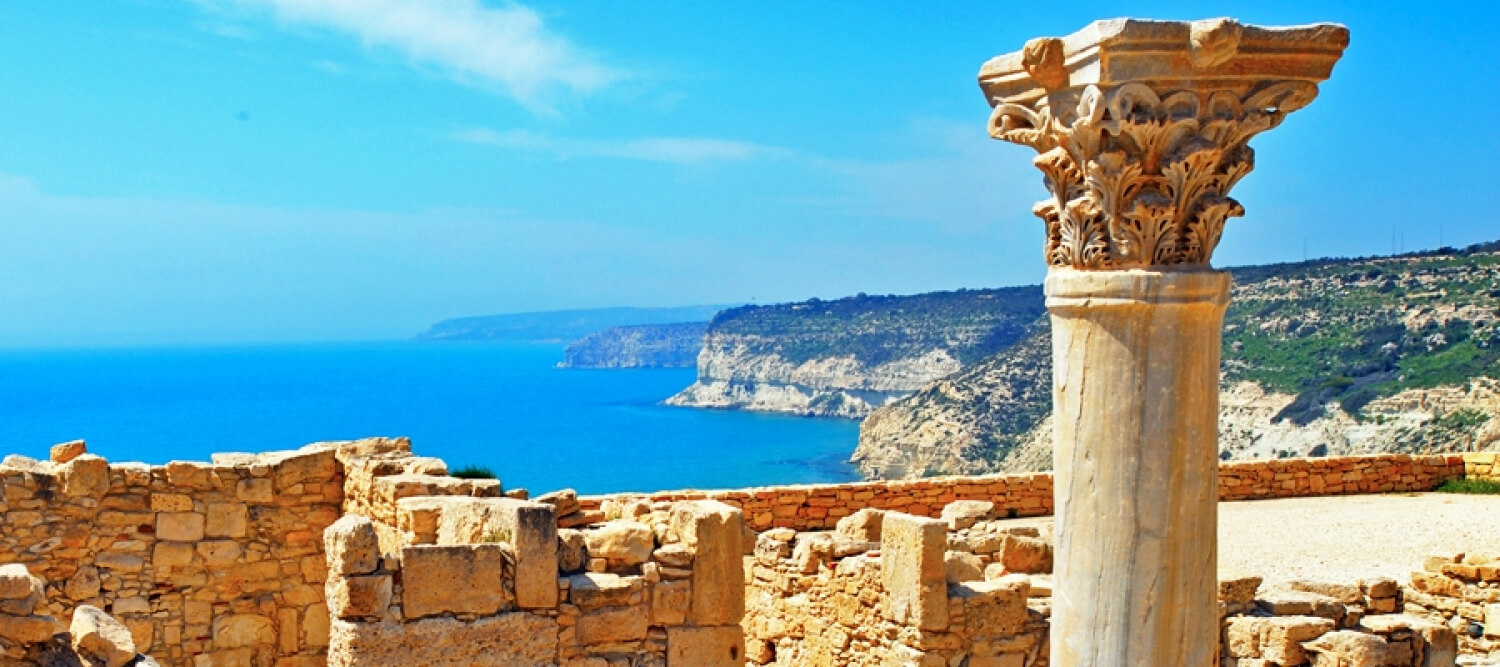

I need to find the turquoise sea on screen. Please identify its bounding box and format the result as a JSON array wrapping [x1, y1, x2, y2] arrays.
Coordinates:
[[0, 342, 861, 494]]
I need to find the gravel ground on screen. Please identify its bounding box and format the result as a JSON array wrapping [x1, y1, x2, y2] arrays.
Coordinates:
[[1011, 492, 1500, 587], [1218, 492, 1500, 587]]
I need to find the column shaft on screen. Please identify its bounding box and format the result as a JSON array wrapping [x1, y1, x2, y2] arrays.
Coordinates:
[[1046, 268, 1229, 666]]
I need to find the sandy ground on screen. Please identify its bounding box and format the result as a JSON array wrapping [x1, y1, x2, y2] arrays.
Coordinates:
[[1217, 492, 1500, 587], [1013, 492, 1500, 587]]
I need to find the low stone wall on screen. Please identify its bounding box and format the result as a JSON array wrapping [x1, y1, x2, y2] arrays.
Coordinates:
[[323, 496, 749, 666], [1404, 552, 1500, 659], [583, 453, 1468, 532], [0, 442, 345, 666], [743, 506, 1458, 666]]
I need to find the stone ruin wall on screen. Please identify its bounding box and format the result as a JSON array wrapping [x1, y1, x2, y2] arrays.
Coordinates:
[[0, 441, 347, 667], [581, 453, 1474, 532], [0, 443, 1497, 666]]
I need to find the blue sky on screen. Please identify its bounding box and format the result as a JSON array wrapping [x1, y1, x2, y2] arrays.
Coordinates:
[[0, 1, 1495, 347]]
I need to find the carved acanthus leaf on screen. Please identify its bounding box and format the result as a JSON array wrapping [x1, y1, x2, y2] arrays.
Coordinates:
[[992, 81, 1314, 269]]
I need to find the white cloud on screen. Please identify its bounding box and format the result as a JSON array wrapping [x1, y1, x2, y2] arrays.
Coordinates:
[[213, 0, 623, 110], [452, 127, 789, 165]]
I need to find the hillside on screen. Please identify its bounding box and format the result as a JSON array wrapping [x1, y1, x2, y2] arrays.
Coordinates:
[[559, 322, 707, 369], [414, 305, 727, 343], [856, 243, 1500, 479], [667, 287, 1046, 418]]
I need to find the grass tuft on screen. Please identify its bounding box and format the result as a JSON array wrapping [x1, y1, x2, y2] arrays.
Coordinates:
[[1435, 478, 1500, 495], [450, 464, 498, 480]]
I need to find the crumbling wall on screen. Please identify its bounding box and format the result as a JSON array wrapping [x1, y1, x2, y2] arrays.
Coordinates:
[[323, 496, 748, 666], [1405, 552, 1500, 660], [0, 441, 347, 666], [583, 453, 1467, 532]]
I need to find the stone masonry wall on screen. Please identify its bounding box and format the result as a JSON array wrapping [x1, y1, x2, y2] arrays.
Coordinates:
[[583, 453, 1469, 532], [323, 496, 749, 666], [0, 442, 345, 667]]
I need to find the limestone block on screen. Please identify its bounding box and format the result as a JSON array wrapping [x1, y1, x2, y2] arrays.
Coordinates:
[[1289, 579, 1364, 605], [951, 578, 1030, 637], [496, 499, 559, 609], [154, 542, 196, 569], [653, 544, 693, 569], [326, 613, 558, 667], [304, 605, 331, 648], [753, 533, 791, 562], [401, 544, 509, 619], [881, 512, 948, 631], [325, 514, 381, 576], [1302, 630, 1392, 666], [65, 566, 101, 601], [198, 541, 244, 567], [0, 575, 41, 616], [50, 440, 86, 464], [1257, 590, 1347, 623], [0, 615, 57, 645], [567, 573, 640, 611], [945, 551, 985, 583], [558, 529, 587, 573], [0, 564, 38, 599], [941, 500, 993, 530], [578, 604, 649, 644], [165, 461, 214, 489], [326, 574, 392, 620], [236, 478, 274, 503], [1224, 615, 1335, 664], [667, 626, 744, 667], [652, 579, 691, 626], [150, 493, 194, 512], [584, 522, 654, 566], [791, 533, 833, 575], [834, 508, 885, 543], [71, 605, 137, 667], [1219, 573, 1264, 605], [156, 512, 206, 542], [999, 534, 1052, 574], [535, 488, 581, 517], [95, 552, 143, 572], [212, 614, 276, 649], [670, 501, 746, 626], [60, 454, 110, 498], [206, 503, 249, 538]]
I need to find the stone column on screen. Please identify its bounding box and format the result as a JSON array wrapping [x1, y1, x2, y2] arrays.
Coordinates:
[[977, 18, 1348, 665]]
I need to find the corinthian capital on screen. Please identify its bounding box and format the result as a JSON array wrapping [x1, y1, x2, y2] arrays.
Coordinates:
[[979, 18, 1349, 269]]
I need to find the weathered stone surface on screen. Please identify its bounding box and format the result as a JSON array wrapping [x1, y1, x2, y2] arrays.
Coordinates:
[[945, 551, 985, 583], [666, 626, 745, 667], [213, 613, 276, 649], [327, 614, 558, 667], [535, 488, 581, 517], [999, 533, 1052, 574], [71, 605, 137, 667], [57, 453, 110, 498], [652, 579, 691, 626], [327, 574, 392, 620], [833, 508, 887, 543], [1288, 579, 1365, 605], [1219, 573, 1263, 605], [401, 544, 508, 619], [558, 528, 587, 573], [156, 512, 206, 542], [567, 573, 639, 611], [65, 565, 101, 601], [941, 500, 993, 530], [0, 564, 38, 599], [325, 514, 381, 576], [206, 502, 249, 538], [881, 512, 948, 631], [0, 614, 57, 645], [1257, 590, 1347, 622], [49, 439, 86, 464], [578, 604, 649, 645], [671, 501, 746, 626], [1302, 630, 1392, 666], [1224, 615, 1335, 664], [584, 521, 654, 566], [951, 577, 1030, 636]]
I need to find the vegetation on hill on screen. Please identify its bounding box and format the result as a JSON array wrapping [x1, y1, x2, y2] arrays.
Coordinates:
[[415, 305, 728, 343], [857, 241, 1500, 478], [707, 286, 1047, 367]]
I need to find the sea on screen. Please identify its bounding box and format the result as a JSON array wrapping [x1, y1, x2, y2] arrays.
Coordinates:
[[0, 342, 862, 495]]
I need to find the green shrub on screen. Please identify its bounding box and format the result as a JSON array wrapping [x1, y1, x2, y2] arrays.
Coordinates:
[[451, 465, 498, 480], [1435, 479, 1500, 495]]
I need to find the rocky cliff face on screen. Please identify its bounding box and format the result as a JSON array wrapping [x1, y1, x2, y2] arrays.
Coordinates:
[[667, 287, 1046, 418], [856, 244, 1500, 479], [559, 322, 708, 369]]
